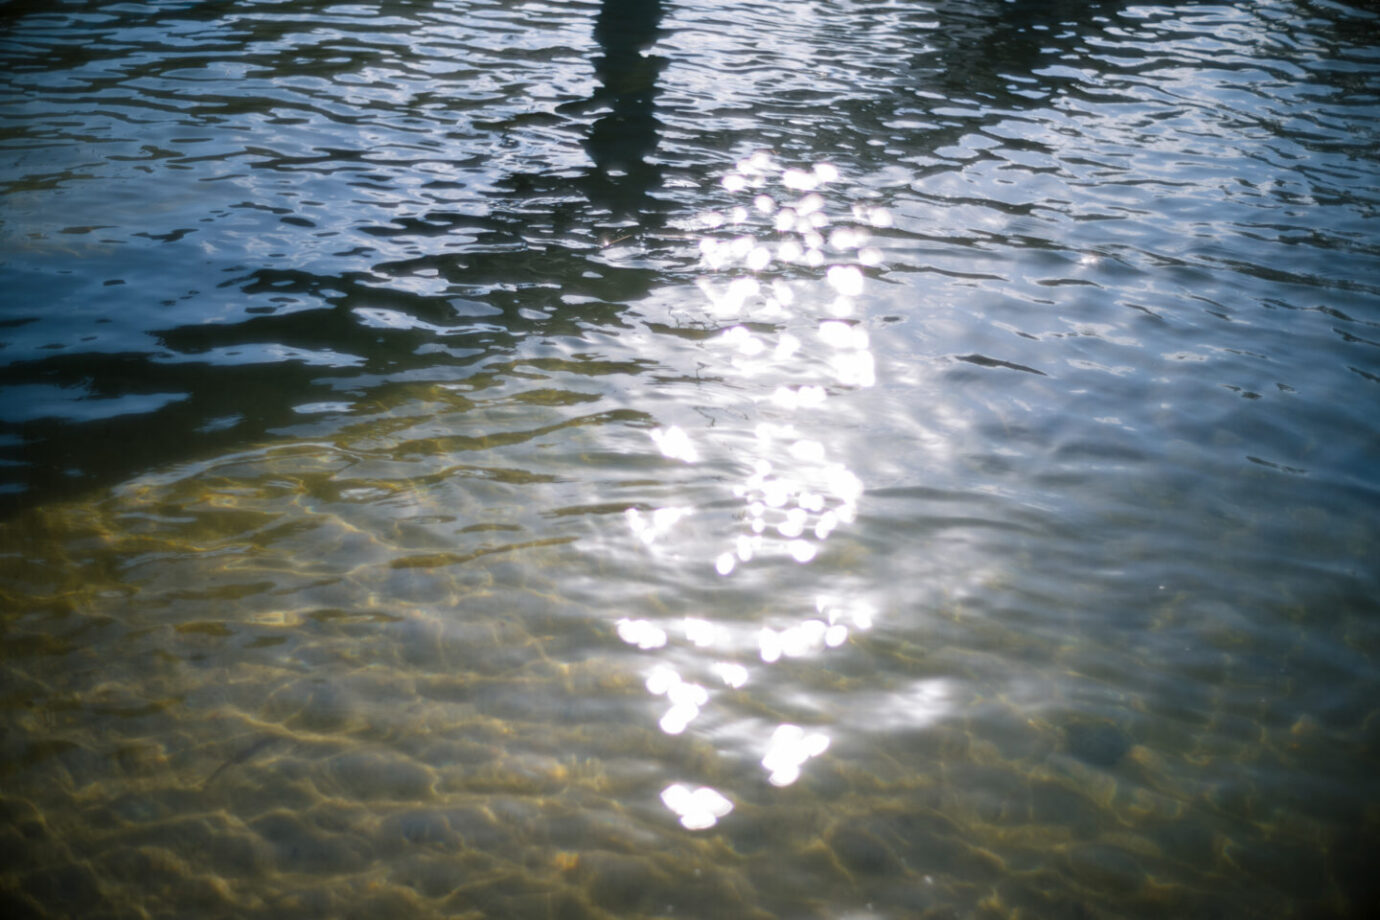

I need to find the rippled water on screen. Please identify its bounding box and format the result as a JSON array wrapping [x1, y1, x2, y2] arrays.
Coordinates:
[[3, 0, 1379, 917]]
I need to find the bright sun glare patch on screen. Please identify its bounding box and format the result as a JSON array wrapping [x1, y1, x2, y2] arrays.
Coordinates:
[[761, 723, 831, 787], [645, 664, 710, 735], [625, 506, 693, 545], [650, 425, 699, 462], [616, 618, 667, 650], [661, 783, 734, 830]]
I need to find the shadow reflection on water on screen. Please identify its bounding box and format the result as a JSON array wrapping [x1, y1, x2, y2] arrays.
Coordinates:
[[0, 0, 678, 517], [582, 0, 667, 224]]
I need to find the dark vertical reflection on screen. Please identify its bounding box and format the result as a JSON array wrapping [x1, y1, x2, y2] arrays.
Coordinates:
[[0, 0, 679, 519], [582, 0, 667, 225]]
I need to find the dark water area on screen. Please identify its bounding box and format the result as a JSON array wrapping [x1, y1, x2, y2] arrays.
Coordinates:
[[2, 0, 1380, 918]]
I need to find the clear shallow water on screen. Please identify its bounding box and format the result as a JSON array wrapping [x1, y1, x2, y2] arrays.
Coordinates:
[[2, 0, 1379, 917]]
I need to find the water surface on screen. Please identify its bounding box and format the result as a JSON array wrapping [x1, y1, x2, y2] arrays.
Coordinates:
[[2, 1, 1379, 918]]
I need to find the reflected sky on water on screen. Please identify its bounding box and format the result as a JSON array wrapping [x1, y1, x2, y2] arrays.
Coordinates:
[[2, 0, 1380, 918]]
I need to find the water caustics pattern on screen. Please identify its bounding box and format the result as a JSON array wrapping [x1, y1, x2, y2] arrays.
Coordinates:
[[2, 1, 1380, 919]]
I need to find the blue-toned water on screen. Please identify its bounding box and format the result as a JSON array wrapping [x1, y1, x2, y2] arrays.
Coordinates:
[[2, 1, 1378, 917]]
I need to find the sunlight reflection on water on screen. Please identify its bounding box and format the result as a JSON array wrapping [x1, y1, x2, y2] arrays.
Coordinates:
[[607, 155, 935, 823]]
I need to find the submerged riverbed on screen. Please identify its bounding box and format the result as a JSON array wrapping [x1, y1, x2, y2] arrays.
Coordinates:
[[2, 1, 1379, 917]]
